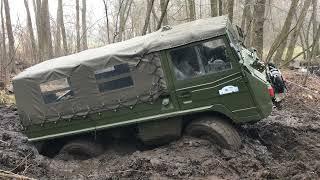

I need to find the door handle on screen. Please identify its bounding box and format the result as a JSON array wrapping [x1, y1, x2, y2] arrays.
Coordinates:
[[179, 92, 191, 98]]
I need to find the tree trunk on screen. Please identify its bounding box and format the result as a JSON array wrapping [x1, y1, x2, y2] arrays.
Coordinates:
[[141, 0, 155, 35], [241, 0, 249, 30], [40, 0, 53, 60], [24, 0, 37, 64], [251, 0, 266, 59], [210, 0, 218, 17], [118, 0, 132, 41], [81, 0, 87, 50], [218, 0, 223, 16], [113, 0, 124, 42], [55, 0, 62, 56], [303, 23, 320, 85], [76, 0, 80, 52], [312, 0, 318, 55], [33, 0, 42, 62], [187, 0, 196, 21], [227, 0, 234, 22], [299, 31, 307, 59], [0, 0, 8, 85], [269, 0, 299, 64], [123, 0, 132, 39], [157, 0, 170, 30], [241, 0, 253, 47], [160, 0, 168, 25], [284, 0, 312, 64], [151, 5, 159, 24], [199, 0, 202, 18], [3, 0, 15, 73], [102, 0, 111, 44], [184, 0, 189, 18], [223, 0, 228, 15], [60, 1, 68, 55]]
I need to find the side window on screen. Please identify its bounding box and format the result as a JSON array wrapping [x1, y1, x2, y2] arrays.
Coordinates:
[[169, 38, 232, 81], [40, 78, 74, 104], [95, 63, 134, 92], [169, 47, 204, 80], [200, 39, 231, 74]]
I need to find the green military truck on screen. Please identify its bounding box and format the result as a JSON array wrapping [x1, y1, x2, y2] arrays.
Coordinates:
[[13, 16, 275, 157]]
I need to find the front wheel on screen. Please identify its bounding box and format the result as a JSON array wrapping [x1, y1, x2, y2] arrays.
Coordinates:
[[185, 116, 241, 150]]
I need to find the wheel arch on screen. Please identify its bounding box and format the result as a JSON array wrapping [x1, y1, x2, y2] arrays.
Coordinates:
[[181, 105, 236, 129]]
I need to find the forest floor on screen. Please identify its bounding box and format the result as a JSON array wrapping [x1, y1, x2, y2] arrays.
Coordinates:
[[1, 69, 320, 180]]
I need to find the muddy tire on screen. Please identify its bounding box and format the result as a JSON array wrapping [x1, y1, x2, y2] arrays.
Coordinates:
[[59, 140, 103, 160], [185, 116, 241, 150]]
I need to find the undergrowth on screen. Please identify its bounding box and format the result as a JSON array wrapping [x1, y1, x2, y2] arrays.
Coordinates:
[[0, 90, 15, 105]]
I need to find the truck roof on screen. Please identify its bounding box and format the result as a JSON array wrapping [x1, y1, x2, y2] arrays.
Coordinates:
[[14, 16, 229, 80]]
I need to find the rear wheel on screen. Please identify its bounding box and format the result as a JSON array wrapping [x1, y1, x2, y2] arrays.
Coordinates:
[[58, 139, 103, 160], [185, 116, 241, 150]]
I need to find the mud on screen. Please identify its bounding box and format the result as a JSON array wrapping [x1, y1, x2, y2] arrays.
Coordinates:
[[1, 70, 320, 179]]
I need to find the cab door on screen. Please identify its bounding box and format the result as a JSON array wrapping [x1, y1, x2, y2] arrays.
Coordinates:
[[166, 36, 258, 120]]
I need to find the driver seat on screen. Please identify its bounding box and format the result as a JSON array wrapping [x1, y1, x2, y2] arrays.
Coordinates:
[[211, 59, 226, 72]]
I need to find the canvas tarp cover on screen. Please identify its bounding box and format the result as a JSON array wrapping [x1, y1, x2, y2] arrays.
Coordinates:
[[13, 16, 229, 126]]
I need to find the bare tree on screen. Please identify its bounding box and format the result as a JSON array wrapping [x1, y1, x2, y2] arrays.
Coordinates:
[[218, 0, 223, 16], [267, 0, 299, 64], [157, 0, 170, 30], [284, 0, 312, 64], [303, 23, 320, 85], [55, 0, 67, 56], [227, 0, 234, 22], [184, 0, 189, 18], [240, 0, 253, 46], [142, 0, 155, 35], [118, 0, 132, 41], [76, 0, 80, 52], [0, 0, 8, 85], [222, 0, 228, 15], [199, 0, 202, 18], [151, 4, 159, 26], [241, 0, 249, 30], [210, 0, 218, 17], [251, 0, 266, 59], [113, 0, 125, 42], [160, 0, 169, 25], [3, 0, 15, 72], [24, 0, 37, 63], [82, 0, 88, 50], [102, 0, 111, 44], [33, 0, 42, 62], [55, 0, 62, 56], [60, 2, 67, 55], [187, 0, 196, 21], [311, 0, 318, 55], [151, 5, 159, 31], [40, 0, 53, 60]]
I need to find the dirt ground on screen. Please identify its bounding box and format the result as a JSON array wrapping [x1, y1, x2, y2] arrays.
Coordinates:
[[1, 69, 320, 180]]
